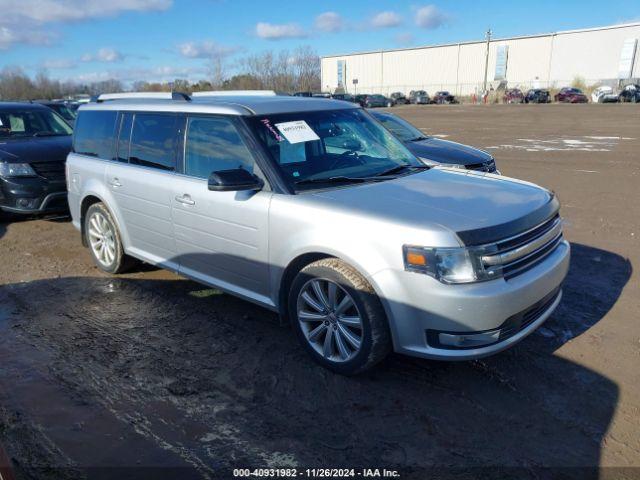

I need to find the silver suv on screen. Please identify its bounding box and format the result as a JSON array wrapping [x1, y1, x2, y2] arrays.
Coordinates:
[[67, 92, 570, 375]]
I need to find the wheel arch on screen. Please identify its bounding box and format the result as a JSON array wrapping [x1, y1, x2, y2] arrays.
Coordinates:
[[277, 250, 390, 327], [79, 194, 105, 247]]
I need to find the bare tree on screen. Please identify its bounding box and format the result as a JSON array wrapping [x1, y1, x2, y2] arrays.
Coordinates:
[[0, 67, 36, 100], [0, 45, 321, 99]]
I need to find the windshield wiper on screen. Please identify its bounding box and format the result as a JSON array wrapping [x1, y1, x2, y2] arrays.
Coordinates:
[[373, 164, 430, 177], [295, 176, 371, 187], [410, 136, 429, 141]]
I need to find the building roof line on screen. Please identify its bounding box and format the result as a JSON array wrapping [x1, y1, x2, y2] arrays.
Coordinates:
[[321, 21, 640, 59]]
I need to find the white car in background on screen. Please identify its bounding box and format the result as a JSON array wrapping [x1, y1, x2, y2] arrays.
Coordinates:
[[591, 86, 618, 103]]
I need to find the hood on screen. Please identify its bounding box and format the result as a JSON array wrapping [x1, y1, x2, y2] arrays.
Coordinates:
[[0, 136, 72, 163], [309, 169, 557, 245], [405, 137, 493, 166]]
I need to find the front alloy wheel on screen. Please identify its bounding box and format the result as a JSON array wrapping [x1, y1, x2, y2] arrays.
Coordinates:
[[289, 258, 391, 375], [297, 278, 364, 362]]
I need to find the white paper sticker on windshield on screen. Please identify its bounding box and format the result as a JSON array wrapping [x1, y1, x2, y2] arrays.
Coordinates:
[[275, 120, 320, 144]]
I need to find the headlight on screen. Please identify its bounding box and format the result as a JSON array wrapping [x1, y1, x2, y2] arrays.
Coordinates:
[[0, 162, 37, 177], [403, 245, 501, 284]]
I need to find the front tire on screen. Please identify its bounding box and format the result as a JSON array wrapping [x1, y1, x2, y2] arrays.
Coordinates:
[[84, 203, 135, 274], [289, 258, 391, 375]]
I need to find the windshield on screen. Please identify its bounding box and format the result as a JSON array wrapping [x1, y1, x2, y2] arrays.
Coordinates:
[[49, 104, 77, 122], [246, 109, 422, 191], [373, 113, 427, 142], [0, 108, 73, 138]]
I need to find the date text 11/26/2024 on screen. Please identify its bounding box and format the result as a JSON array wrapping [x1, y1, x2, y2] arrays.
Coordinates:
[[233, 468, 401, 478]]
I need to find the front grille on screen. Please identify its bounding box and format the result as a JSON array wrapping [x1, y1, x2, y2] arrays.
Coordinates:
[[31, 161, 66, 181], [466, 159, 497, 173], [481, 215, 563, 280]]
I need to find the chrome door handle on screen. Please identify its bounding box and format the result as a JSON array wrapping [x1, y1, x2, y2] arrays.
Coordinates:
[[175, 194, 195, 206], [109, 178, 122, 188]]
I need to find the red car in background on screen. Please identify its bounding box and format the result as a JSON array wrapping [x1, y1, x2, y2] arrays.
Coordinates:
[[554, 87, 589, 103], [503, 88, 524, 103]]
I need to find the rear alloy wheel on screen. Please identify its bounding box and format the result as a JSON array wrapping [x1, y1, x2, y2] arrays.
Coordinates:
[[84, 203, 135, 274], [289, 258, 391, 375]]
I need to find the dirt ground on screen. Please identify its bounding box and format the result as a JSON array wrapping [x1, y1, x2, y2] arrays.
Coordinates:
[[0, 104, 638, 480]]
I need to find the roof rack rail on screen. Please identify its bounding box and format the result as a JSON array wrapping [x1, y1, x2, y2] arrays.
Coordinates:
[[94, 92, 191, 102], [192, 90, 277, 97]]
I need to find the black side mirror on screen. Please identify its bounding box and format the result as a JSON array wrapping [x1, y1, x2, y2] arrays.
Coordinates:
[[208, 168, 264, 192]]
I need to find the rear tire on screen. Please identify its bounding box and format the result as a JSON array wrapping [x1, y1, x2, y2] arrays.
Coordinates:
[[84, 202, 136, 274], [289, 258, 391, 375]]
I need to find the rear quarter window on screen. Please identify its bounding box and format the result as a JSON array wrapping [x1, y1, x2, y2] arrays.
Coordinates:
[[73, 110, 118, 159], [129, 114, 178, 171]]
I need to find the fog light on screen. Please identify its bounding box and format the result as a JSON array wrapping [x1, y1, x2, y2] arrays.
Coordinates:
[[16, 198, 38, 208], [438, 330, 500, 348]]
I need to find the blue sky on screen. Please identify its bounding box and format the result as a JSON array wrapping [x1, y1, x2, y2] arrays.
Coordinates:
[[1, 0, 638, 84]]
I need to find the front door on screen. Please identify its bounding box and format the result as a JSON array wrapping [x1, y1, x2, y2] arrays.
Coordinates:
[[171, 115, 272, 305]]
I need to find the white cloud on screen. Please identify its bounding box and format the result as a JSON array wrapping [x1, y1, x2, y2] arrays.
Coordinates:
[[315, 12, 344, 33], [0, 25, 55, 50], [177, 41, 240, 59], [0, 0, 172, 50], [371, 11, 402, 28], [0, 0, 172, 24], [255, 22, 307, 40], [414, 5, 447, 29], [81, 48, 124, 63]]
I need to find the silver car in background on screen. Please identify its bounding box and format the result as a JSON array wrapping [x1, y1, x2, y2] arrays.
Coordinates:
[[67, 92, 570, 375]]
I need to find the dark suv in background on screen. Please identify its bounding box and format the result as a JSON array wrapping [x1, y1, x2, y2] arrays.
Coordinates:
[[36, 101, 78, 126], [0, 102, 73, 217], [524, 89, 551, 103], [370, 111, 499, 173]]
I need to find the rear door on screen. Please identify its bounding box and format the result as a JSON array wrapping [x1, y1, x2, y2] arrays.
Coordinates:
[[171, 115, 272, 305], [106, 112, 181, 268]]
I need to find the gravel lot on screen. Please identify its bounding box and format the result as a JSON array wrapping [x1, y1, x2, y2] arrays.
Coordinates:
[[0, 103, 638, 480]]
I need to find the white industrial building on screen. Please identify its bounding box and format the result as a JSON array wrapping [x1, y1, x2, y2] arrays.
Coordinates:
[[321, 22, 640, 96]]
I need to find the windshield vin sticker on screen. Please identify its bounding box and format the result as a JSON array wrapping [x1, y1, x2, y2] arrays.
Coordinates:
[[275, 120, 320, 144]]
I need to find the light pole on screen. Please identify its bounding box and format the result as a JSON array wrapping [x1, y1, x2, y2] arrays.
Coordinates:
[[482, 28, 492, 94]]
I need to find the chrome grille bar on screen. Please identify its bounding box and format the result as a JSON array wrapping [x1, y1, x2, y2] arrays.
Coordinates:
[[482, 219, 563, 267]]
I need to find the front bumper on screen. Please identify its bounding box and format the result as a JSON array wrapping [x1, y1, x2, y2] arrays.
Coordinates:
[[0, 176, 68, 214], [371, 239, 570, 360]]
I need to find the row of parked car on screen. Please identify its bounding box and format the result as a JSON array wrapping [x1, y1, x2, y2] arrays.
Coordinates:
[[503, 84, 640, 104], [296, 90, 459, 107]]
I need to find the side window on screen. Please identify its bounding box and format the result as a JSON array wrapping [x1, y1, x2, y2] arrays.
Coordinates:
[[130, 114, 177, 171], [116, 113, 133, 162], [184, 116, 255, 179], [73, 110, 118, 159]]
